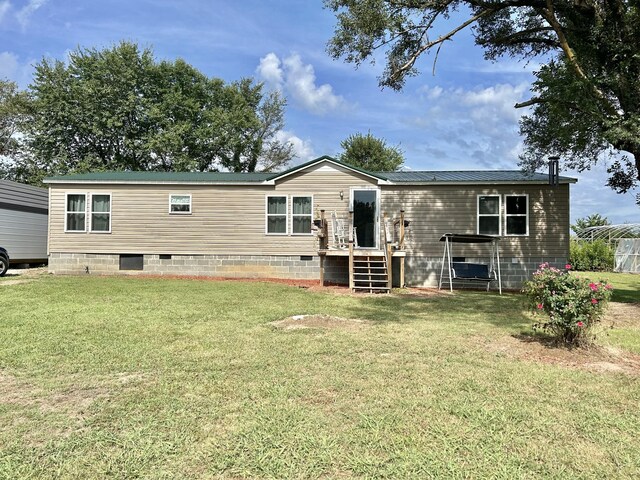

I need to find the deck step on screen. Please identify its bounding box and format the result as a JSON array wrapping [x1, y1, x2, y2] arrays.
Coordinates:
[[350, 252, 390, 293]]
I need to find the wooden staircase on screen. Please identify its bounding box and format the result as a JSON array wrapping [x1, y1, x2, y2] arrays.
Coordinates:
[[352, 253, 390, 293]]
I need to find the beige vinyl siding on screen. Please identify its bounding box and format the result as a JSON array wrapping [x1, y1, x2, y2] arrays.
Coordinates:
[[380, 184, 570, 257], [48, 163, 376, 256]]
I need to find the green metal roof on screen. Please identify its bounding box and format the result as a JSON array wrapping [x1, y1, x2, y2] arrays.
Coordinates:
[[44, 170, 274, 183], [381, 170, 576, 183], [43, 156, 577, 184]]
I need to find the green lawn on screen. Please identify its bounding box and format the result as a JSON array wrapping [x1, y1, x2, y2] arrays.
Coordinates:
[[1, 274, 639, 479], [574, 271, 640, 303]]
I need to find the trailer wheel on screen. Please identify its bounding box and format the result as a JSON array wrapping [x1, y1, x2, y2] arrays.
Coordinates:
[[0, 256, 8, 277]]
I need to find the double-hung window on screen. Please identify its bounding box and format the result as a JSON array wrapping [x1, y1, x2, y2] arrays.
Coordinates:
[[291, 196, 312, 235], [477, 195, 501, 236], [266, 196, 287, 234], [65, 194, 86, 232], [90, 194, 111, 233], [169, 194, 192, 214], [505, 194, 528, 236]]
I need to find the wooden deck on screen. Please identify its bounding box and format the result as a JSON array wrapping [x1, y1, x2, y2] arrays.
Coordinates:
[[317, 249, 406, 257]]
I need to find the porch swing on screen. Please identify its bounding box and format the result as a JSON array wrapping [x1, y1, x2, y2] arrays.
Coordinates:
[[438, 233, 502, 294]]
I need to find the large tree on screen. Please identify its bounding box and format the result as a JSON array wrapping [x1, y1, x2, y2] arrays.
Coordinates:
[[1, 42, 293, 185], [339, 131, 404, 171], [326, 0, 640, 202]]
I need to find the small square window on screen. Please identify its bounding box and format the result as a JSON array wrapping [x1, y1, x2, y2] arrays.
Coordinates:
[[170, 194, 192, 214]]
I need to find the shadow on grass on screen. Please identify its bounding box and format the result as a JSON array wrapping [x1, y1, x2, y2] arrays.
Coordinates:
[[612, 287, 640, 304], [334, 290, 532, 332]]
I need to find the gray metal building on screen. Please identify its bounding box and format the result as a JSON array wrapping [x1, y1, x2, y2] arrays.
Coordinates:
[[0, 179, 48, 264]]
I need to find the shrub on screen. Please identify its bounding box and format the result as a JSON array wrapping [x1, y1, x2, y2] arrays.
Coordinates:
[[522, 263, 613, 346], [569, 239, 614, 271]]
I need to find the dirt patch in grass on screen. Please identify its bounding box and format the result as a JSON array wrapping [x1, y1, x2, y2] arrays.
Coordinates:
[[270, 314, 371, 331], [0, 370, 147, 417], [482, 335, 640, 376], [603, 302, 640, 328], [0, 279, 33, 286]]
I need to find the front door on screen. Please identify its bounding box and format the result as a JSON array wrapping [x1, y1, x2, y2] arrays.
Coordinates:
[[351, 189, 379, 249]]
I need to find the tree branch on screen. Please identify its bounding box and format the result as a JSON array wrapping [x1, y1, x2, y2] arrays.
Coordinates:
[[515, 97, 544, 108], [538, 0, 618, 116], [390, 8, 496, 84]]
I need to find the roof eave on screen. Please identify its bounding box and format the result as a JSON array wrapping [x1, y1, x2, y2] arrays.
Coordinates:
[[43, 179, 270, 186], [383, 180, 577, 185]]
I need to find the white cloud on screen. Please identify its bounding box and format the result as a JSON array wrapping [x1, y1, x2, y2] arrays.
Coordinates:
[[275, 130, 315, 162], [16, 0, 47, 28], [0, 1, 11, 23], [256, 53, 283, 88], [257, 52, 345, 115]]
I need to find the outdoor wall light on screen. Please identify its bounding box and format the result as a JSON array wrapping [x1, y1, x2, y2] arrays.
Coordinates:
[[339, 190, 344, 200]]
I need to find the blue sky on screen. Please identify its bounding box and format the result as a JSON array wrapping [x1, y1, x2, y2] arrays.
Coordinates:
[[0, 0, 638, 223]]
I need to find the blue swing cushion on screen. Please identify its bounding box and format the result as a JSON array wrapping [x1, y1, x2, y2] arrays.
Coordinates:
[[451, 262, 493, 281]]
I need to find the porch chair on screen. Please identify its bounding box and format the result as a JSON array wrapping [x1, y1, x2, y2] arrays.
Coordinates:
[[331, 212, 358, 249]]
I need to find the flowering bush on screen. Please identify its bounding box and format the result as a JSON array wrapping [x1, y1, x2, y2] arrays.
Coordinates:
[[522, 263, 613, 346]]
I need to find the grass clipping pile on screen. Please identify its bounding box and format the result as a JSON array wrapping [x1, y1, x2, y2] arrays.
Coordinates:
[[270, 314, 370, 332]]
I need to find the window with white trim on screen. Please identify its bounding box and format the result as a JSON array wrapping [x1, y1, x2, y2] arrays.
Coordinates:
[[170, 194, 192, 214], [90, 194, 111, 233], [65, 194, 86, 232], [505, 194, 528, 236], [291, 196, 312, 235], [266, 196, 287, 234], [477, 195, 501, 236]]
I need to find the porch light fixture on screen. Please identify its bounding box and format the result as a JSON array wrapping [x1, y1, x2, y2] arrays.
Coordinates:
[[339, 190, 344, 200]]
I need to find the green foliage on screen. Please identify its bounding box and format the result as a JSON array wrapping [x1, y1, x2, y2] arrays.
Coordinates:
[[0, 79, 28, 157], [325, 0, 640, 200], [522, 263, 613, 346], [1, 42, 293, 185], [571, 213, 610, 235], [339, 131, 404, 171], [569, 239, 615, 272]]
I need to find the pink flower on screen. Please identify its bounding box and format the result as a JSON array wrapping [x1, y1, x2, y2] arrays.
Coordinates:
[[565, 264, 572, 270], [605, 284, 613, 290], [537, 303, 544, 310], [591, 298, 598, 304], [589, 282, 598, 291], [577, 321, 584, 327]]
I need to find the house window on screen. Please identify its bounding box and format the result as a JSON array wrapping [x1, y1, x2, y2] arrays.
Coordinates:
[[90, 194, 111, 233], [169, 194, 191, 214], [292, 196, 312, 235], [65, 194, 86, 232], [477, 195, 501, 236], [505, 194, 529, 236], [266, 196, 287, 234]]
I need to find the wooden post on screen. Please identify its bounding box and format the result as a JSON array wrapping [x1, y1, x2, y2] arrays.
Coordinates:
[[319, 255, 325, 287], [387, 243, 393, 291], [348, 240, 354, 291], [399, 210, 405, 249], [319, 210, 327, 250], [348, 209, 355, 291], [399, 209, 406, 288]]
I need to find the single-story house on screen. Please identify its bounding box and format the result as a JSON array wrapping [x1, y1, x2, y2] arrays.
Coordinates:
[[0, 179, 49, 265], [43, 156, 576, 290]]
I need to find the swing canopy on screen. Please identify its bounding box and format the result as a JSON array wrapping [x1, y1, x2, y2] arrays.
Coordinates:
[[439, 233, 496, 244], [438, 233, 502, 294]]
